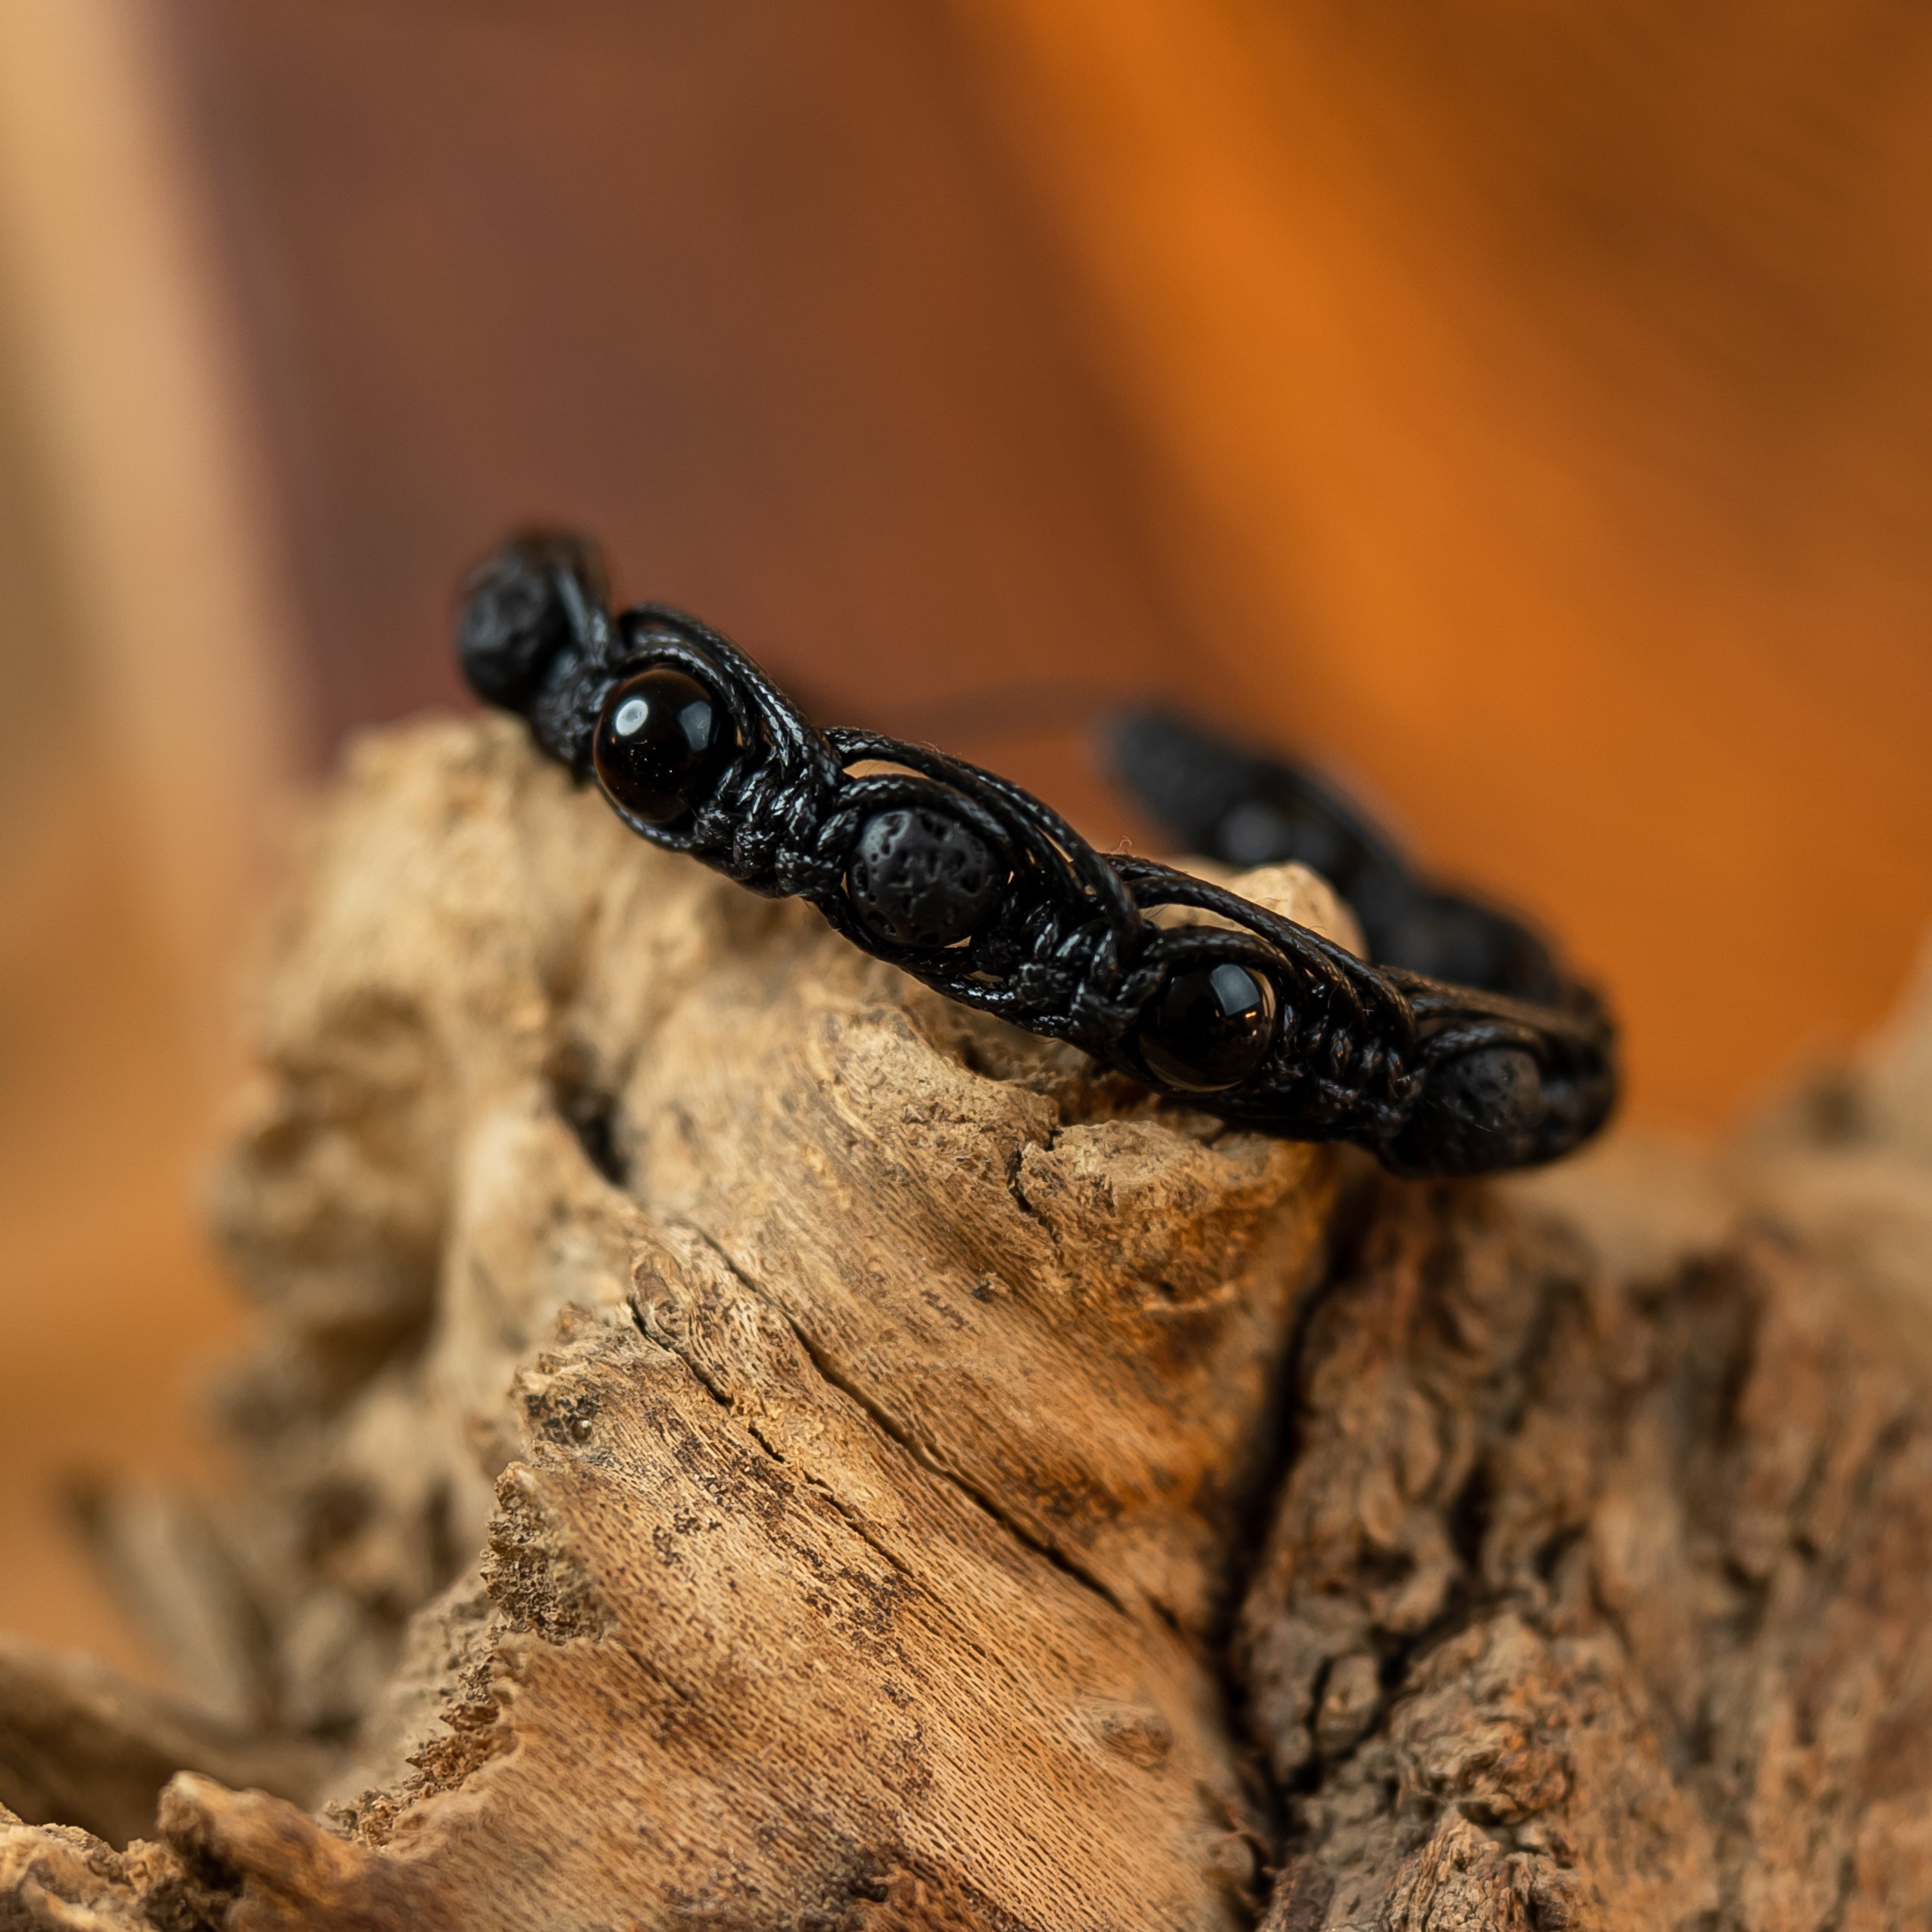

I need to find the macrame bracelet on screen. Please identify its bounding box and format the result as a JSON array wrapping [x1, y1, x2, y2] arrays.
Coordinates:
[[456, 531, 1617, 1175]]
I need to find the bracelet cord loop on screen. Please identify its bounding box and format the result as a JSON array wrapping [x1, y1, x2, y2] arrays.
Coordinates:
[[457, 531, 1617, 1176]]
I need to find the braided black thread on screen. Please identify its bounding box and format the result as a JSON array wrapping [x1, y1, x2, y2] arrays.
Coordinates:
[[1108, 711, 1564, 1003], [457, 531, 1618, 1175]]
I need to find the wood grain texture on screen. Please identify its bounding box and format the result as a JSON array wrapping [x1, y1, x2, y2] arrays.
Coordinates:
[[1241, 1184, 1932, 1928], [2, 719, 1928, 1928], [0, 719, 1341, 1927]]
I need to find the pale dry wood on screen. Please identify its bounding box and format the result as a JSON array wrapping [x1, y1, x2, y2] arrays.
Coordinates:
[[0, 1641, 331, 1852], [2, 717, 1929, 1930], [0, 719, 1344, 1928]]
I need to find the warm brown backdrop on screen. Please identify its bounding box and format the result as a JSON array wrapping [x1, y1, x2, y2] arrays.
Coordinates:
[[2, 0, 1929, 1666], [167, 0, 1932, 1123]]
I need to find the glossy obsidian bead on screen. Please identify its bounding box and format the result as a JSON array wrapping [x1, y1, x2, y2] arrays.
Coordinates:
[[1136, 961, 1277, 1093], [591, 667, 734, 826], [846, 805, 1003, 949]]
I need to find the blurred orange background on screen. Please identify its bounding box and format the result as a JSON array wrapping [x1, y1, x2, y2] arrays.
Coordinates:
[[3, 0, 1930, 1674]]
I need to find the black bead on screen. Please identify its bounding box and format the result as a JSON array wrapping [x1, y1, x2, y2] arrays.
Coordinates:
[[457, 532, 604, 710], [592, 667, 734, 827], [1398, 1046, 1544, 1175], [846, 806, 1003, 949], [1136, 961, 1277, 1093]]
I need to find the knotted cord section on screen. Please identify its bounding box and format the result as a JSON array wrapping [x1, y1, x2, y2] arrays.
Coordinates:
[[457, 531, 1618, 1175]]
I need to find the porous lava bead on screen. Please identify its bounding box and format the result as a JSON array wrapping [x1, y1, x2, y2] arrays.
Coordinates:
[[1400, 1045, 1544, 1175], [592, 667, 734, 827], [1136, 961, 1277, 1092], [846, 805, 1003, 949], [457, 535, 594, 708]]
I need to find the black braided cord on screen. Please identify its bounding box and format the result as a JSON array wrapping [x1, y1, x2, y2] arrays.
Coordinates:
[[457, 531, 1617, 1176]]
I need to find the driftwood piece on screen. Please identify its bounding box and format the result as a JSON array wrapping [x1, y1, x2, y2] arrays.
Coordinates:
[[1, 719, 1344, 1927], [1239, 1187, 1932, 1929], [0, 1641, 331, 1852], [2, 716, 1929, 1930]]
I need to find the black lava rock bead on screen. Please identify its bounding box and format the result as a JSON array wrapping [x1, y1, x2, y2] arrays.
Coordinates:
[[1135, 960, 1277, 1092], [1397, 1045, 1544, 1175], [592, 667, 735, 827], [846, 805, 1003, 949], [457, 533, 599, 708]]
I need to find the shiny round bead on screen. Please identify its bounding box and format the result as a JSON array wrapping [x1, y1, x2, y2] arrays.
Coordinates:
[[592, 667, 734, 827], [846, 806, 1003, 949], [1136, 961, 1277, 1093]]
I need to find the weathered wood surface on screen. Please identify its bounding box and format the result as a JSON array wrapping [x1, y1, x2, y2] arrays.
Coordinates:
[[1244, 1188, 1932, 1930], [1, 719, 1344, 1928], [2, 718, 1930, 1930]]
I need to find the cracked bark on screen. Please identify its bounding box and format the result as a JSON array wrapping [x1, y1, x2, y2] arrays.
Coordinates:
[[1241, 1181, 1932, 1930], [2, 717, 1928, 1930]]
